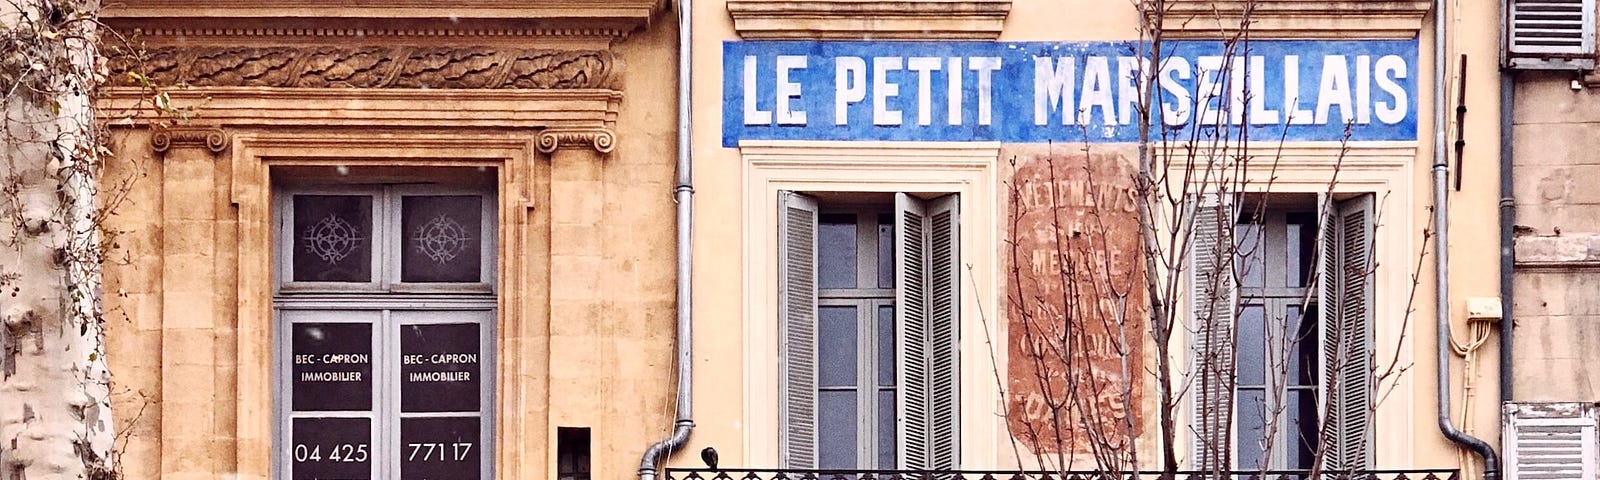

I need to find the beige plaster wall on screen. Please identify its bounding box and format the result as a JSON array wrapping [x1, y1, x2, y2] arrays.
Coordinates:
[[683, 0, 1508, 473]]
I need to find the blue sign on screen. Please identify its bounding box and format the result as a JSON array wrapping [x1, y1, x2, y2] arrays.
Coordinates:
[[723, 40, 1418, 146]]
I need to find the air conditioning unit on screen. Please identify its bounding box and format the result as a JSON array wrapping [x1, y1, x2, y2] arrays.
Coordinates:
[[1505, 0, 1598, 70], [1502, 402, 1598, 480]]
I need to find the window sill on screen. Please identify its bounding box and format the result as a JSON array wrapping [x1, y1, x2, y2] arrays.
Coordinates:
[[726, 0, 1012, 40], [1155, 0, 1433, 39]]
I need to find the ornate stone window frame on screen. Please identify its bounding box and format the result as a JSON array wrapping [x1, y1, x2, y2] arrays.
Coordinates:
[[101, 32, 621, 475], [725, 0, 1012, 40]]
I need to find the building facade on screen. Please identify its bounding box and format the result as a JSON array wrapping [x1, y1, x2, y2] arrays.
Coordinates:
[[88, 0, 1529, 479], [97, 1, 682, 479]]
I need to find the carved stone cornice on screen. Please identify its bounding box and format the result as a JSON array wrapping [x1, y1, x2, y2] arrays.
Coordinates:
[[537, 128, 616, 154], [109, 47, 617, 90], [151, 126, 229, 155]]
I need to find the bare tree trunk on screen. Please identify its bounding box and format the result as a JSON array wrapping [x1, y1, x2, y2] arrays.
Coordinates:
[[1, 1, 114, 478]]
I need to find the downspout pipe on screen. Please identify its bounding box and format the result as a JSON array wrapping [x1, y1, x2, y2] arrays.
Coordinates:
[[639, 0, 696, 477], [1434, 0, 1500, 477], [1497, 0, 1516, 406]]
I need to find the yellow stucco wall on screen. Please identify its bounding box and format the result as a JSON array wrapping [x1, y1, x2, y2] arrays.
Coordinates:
[[680, 0, 1508, 475]]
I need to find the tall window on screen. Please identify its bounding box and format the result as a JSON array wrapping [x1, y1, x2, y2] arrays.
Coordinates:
[[274, 172, 496, 480], [1191, 193, 1374, 471], [777, 192, 960, 470]]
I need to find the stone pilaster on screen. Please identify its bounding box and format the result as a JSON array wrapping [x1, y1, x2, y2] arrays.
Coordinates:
[[539, 127, 613, 473], [153, 126, 230, 480]]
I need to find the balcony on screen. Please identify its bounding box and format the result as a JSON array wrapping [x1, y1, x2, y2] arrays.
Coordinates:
[[665, 469, 1461, 480]]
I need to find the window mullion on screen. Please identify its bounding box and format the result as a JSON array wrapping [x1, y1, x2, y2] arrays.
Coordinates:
[[857, 298, 877, 469]]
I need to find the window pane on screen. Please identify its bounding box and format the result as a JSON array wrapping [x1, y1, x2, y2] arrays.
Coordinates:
[[401, 195, 483, 283], [819, 214, 858, 289], [1235, 389, 1268, 470], [1287, 212, 1317, 288], [291, 417, 373, 480], [878, 305, 895, 387], [291, 322, 373, 411], [1236, 221, 1264, 289], [1236, 305, 1266, 386], [400, 323, 482, 413], [1287, 389, 1320, 469], [817, 390, 858, 469], [293, 195, 373, 282], [819, 306, 858, 387], [400, 416, 481, 480], [878, 214, 895, 289], [877, 389, 897, 469], [1288, 306, 1320, 386]]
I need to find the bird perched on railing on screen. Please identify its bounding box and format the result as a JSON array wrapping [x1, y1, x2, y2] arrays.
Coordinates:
[[701, 447, 719, 470]]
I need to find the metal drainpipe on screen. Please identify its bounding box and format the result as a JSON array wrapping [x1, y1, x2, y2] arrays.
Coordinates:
[[639, 0, 696, 477], [1434, 0, 1500, 477], [1497, 0, 1516, 406]]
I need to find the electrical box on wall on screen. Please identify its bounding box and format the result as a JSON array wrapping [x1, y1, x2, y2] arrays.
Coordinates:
[[1466, 297, 1504, 323]]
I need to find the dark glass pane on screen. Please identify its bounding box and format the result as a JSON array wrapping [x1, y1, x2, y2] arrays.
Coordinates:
[[1287, 390, 1320, 469], [817, 390, 858, 469], [291, 322, 373, 411], [1236, 305, 1266, 386], [401, 196, 483, 283], [291, 417, 373, 479], [1287, 221, 1303, 288], [877, 389, 897, 469], [293, 195, 373, 282], [819, 214, 858, 289], [878, 305, 895, 386], [1288, 212, 1318, 288], [1288, 306, 1320, 386], [1235, 389, 1268, 470], [1236, 222, 1264, 288], [878, 214, 895, 289], [400, 416, 481, 480], [819, 306, 858, 388], [400, 323, 482, 413]]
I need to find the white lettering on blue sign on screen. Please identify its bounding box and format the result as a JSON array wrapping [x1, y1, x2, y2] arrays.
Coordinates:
[[722, 40, 1418, 146]]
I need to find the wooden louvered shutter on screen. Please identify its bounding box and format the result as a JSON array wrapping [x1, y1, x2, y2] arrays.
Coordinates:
[[895, 193, 961, 471], [1189, 193, 1236, 470], [1503, 402, 1599, 480], [1322, 194, 1375, 470], [778, 191, 820, 469]]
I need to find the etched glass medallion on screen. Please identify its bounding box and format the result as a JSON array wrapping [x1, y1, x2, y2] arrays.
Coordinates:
[[401, 196, 483, 283], [293, 195, 374, 282]]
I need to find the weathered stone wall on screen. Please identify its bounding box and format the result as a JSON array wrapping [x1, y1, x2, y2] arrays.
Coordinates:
[[1511, 72, 1600, 401]]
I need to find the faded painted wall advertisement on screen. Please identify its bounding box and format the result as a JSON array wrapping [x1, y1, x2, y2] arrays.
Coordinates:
[[723, 39, 1418, 145], [1006, 152, 1147, 454]]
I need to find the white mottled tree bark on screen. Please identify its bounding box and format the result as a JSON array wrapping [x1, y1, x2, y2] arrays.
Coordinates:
[[1, 0, 114, 479]]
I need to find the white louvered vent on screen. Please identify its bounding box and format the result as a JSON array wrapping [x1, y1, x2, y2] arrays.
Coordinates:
[[1502, 402, 1598, 480], [1506, 0, 1598, 70]]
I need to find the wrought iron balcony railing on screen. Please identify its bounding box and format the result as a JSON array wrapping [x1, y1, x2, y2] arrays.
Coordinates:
[[665, 468, 1461, 480]]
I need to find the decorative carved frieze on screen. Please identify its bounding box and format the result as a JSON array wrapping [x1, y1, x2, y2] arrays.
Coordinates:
[[150, 126, 228, 154], [110, 47, 616, 90], [537, 128, 616, 154]]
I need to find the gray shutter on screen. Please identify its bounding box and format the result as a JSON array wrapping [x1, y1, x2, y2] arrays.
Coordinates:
[[895, 193, 960, 470], [1323, 194, 1375, 470], [778, 191, 820, 469], [1503, 402, 1599, 480], [1189, 193, 1236, 470]]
